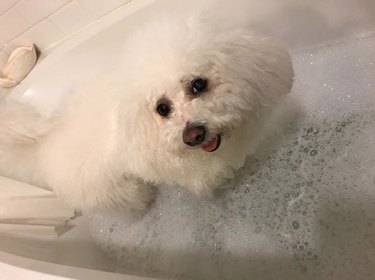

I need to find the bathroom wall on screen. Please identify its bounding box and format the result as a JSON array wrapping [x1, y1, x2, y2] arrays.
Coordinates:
[[0, 0, 133, 67], [1, 0, 374, 70]]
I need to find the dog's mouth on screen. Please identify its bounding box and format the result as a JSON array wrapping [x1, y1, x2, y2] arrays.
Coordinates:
[[201, 133, 222, 152]]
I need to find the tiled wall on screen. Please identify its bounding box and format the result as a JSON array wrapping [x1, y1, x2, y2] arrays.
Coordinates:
[[0, 0, 132, 67]]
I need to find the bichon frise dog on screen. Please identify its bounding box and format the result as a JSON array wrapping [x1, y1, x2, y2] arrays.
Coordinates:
[[0, 15, 294, 210]]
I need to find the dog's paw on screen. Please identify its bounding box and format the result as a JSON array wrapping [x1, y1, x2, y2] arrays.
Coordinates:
[[118, 177, 156, 211]]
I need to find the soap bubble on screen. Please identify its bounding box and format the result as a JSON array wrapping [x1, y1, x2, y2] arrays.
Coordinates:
[[292, 221, 300, 229], [89, 34, 375, 280]]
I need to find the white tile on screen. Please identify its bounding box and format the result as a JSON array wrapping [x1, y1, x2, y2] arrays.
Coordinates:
[[53, 0, 73, 8], [3, 36, 33, 54], [13, 0, 58, 26], [0, 0, 19, 15], [23, 19, 65, 50], [78, 0, 132, 18], [49, 1, 93, 34], [0, 8, 31, 43]]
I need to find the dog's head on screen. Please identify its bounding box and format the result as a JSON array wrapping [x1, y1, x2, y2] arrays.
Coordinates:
[[117, 16, 294, 188]]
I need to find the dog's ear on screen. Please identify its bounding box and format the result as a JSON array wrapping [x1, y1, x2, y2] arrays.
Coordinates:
[[212, 30, 294, 108]]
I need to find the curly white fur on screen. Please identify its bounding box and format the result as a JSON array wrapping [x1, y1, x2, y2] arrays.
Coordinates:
[[0, 15, 294, 210]]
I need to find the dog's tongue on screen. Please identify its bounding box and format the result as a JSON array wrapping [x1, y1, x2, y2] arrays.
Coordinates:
[[201, 136, 218, 152]]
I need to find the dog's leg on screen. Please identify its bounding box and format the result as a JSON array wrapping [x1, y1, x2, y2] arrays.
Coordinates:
[[59, 174, 156, 210], [115, 177, 155, 211], [0, 99, 52, 147]]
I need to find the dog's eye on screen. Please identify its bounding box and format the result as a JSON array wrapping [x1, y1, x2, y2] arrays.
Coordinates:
[[156, 103, 171, 117], [191, 78, 207, 94]]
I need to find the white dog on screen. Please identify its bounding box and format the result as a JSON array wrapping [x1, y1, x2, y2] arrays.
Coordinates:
[[0, 15, 294, 210]]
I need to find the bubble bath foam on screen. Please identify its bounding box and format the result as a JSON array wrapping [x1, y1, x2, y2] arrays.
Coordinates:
[[90, 33, 375, 280]]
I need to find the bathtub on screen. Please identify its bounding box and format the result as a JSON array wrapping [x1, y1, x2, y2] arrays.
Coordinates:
[[1, 0, 375, 279]]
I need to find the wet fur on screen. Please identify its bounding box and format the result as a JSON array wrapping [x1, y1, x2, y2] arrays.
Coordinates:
[[0, 16, 294, 210]]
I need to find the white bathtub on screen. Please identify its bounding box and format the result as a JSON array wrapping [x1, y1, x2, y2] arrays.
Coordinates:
[[1, 0, 374, 279]]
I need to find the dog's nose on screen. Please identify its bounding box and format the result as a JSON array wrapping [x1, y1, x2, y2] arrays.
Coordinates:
[[183, 124, 206, 147]]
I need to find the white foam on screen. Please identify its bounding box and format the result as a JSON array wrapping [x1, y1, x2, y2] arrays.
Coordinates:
[[89, 34, 375, 279]]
